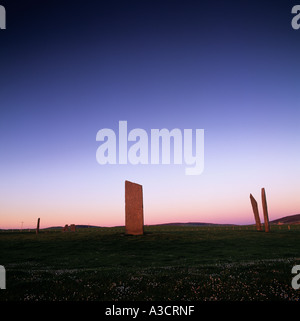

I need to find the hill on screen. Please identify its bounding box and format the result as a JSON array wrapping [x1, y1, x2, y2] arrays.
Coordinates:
[[270, 214, 300, 225], [2, 214, 299, 231], [150, 222, 234, 227], [43, 225, 100, 230], [41, 214, 300, 230]]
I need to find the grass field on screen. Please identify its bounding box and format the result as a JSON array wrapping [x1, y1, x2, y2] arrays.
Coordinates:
[[0, 225, 299, 301]]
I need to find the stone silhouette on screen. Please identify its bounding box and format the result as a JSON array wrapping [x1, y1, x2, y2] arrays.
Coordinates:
[[36, 218, 40, 234], [70, 224, 76, 232], [0, 265, 6, 289], [249, 194, 262, 231], [62, 224, 69, 232], [261, 188, 270, 232], [0, 5, 6, 30], [125, 180, 144, 235]]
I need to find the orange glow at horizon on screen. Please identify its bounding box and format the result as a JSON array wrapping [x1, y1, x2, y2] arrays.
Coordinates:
[[1, 190, 299, 229]]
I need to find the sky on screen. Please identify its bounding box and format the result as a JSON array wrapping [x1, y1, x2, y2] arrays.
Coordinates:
[[1, 0, 300, 229]]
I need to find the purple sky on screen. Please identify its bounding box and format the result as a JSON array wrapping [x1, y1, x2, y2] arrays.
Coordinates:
[[1, 1, 299, 228]]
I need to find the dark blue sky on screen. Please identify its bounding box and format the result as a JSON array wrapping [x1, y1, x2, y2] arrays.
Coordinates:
[[1, 1, 300, 227]]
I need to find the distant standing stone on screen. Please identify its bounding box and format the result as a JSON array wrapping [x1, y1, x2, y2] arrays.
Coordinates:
[[36, 218, 40, 234], [62, 224, 69, 232], [250, 194, 262, 231], [261, 188, 270, 232], [70, 224, 76, 232], [125, 180, 144, 235]]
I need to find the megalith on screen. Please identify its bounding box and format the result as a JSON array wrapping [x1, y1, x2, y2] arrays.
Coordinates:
[[250, 194, 262, 231], [261, 188, 270, 232], [125, 180, 144, 235], [36, 218, 40, 234], [0, 265, 6, 289]]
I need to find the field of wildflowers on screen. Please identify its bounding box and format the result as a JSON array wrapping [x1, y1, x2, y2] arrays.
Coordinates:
[[0, 225, 299, 301]]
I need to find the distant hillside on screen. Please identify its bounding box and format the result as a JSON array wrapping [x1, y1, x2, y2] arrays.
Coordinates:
[[271, 214, 300, 225], [44, 225, 100, 230], [151, 222, 234, 227], [44, 223, 233, 230], [5, 215, 299, 231]]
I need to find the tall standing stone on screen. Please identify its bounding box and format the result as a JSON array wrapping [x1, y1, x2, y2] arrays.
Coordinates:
[[36, 218, 40, 234], [250, 194, 262, 231], [261, 188, 270, 232], [0, 265, 6, 289], [125, 180, 144, 235]]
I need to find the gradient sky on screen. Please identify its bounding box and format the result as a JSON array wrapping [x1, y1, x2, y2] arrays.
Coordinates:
[[1, 0, 300, 229]]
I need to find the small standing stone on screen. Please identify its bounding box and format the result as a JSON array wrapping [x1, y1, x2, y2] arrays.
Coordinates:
[[70, 224, 76, 232], [250, 194, 262, 231], [36, 218, 40, 234], [261, 188, 270, 232], [62, 224, 69, 232]]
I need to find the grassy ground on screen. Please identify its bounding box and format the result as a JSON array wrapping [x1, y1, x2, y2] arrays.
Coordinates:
[[0, 225, 299, 301]]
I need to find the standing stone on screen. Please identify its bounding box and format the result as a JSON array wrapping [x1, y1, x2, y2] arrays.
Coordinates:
[[125, 180, 144, 235], [0, 265, 6, 289], [36, 218, 40, 234], [250, 194, 262, 231], [70, 224, 76, 232], [62, 224, 69, 232], [261, 188, 270, 232]]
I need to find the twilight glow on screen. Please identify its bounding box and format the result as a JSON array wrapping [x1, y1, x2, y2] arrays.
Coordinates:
[[0, 1, 299, 229]]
